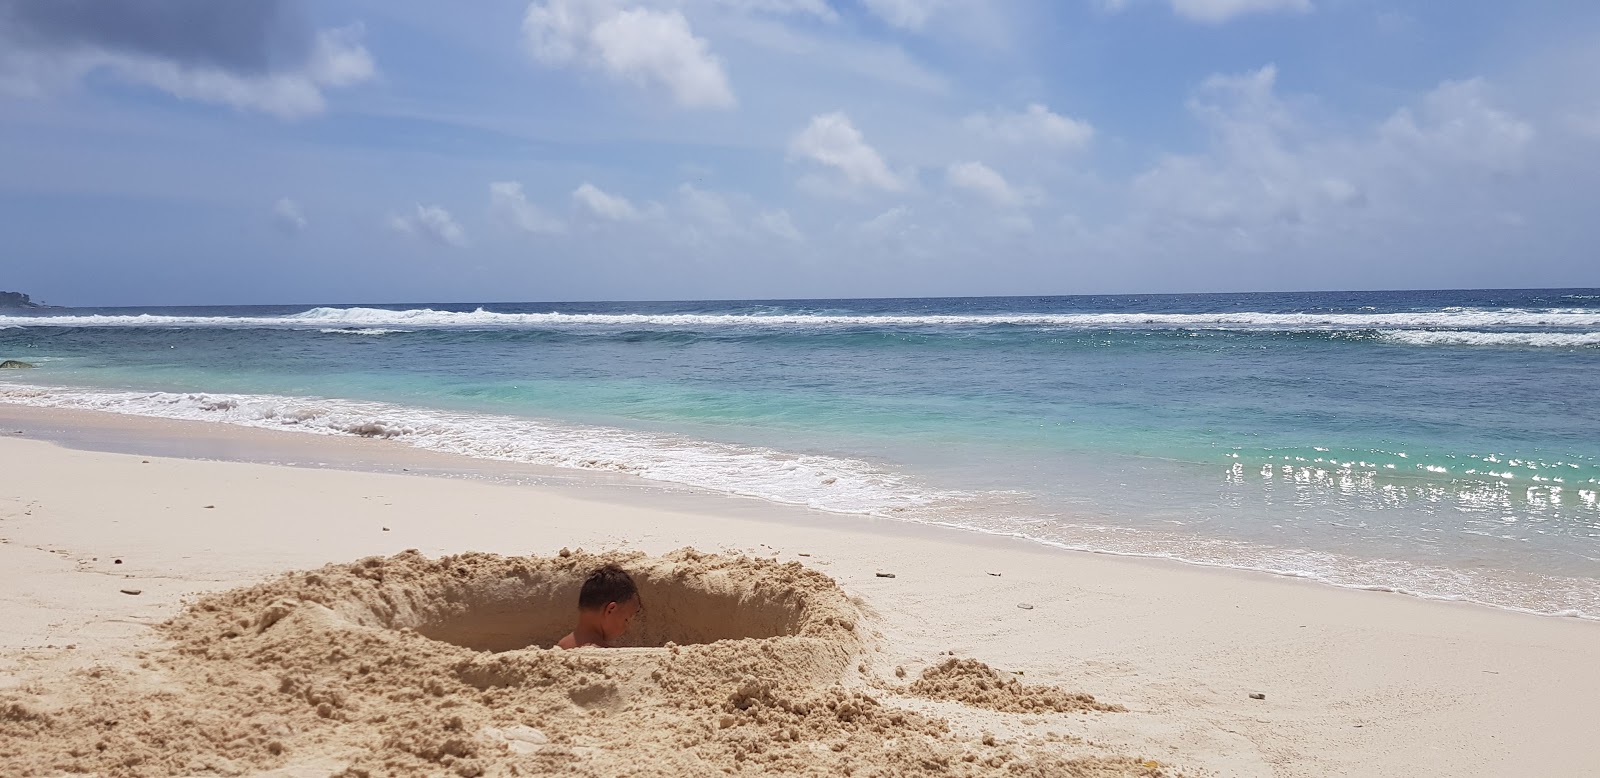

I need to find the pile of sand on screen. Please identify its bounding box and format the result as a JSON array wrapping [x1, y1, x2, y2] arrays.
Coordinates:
[[0, 549, 1176, 777], [907, 659, 1125, 715]]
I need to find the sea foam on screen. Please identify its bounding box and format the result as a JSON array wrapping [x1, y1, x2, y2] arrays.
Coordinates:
[[1380, 330, 1600, 348], [0, 384, 973, 517]]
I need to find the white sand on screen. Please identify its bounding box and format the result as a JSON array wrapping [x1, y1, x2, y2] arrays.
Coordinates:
[[1, 406, 1597, 776]]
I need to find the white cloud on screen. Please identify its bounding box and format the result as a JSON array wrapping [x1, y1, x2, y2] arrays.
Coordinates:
[[710, 0, 838, 21], [644, 184, 806, 246], [490, 182, 565, 234], [859, 205, 914, 237], [0, 26, 375, 119], [854, 205, 942, 258], [523, 0, 735, 109], [1170, 0, 1312, 23], [756, 209, 804, 241], [1101, 0, 1311, 24], [1378, 79, 1535, 173], [573, 182, 642, 220], [390, 204, 468, 247], [272, 198, 308, 233], [788, 112, 904, 192], [946, 161, 1021, 206], [862, 0, 942, 29], [712, 14, 947, 94], [1124, 64, 1537, 253], [1128, 65, 1353, 233], [964, 103, 1094, 150]]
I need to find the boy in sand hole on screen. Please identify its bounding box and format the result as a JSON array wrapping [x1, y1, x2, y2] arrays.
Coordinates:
[[557, 564, 641, 649]]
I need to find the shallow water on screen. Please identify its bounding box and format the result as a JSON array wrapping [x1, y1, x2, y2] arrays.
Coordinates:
[[3, 289, 1597, 616]]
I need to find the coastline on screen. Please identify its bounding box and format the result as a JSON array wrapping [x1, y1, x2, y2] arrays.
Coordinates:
[[5, 386, 1595, 622], [2, 404, 1598, 775]]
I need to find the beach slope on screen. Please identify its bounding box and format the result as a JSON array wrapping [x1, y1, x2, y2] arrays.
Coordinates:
[[0, 413, 1596, 776]]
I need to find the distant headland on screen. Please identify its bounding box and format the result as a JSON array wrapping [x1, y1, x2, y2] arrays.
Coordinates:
[[0, 291, 44, 308]]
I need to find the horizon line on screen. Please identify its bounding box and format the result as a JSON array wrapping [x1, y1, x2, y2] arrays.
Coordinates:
[[12, 285, 1600, 310]]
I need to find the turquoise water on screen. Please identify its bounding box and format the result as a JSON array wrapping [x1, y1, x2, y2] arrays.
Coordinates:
[[3, 290, 1598, 615]]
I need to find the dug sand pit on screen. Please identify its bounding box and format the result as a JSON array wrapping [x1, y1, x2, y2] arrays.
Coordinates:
[[0, 549, 1176, 777], [245, 547, 851, 654]]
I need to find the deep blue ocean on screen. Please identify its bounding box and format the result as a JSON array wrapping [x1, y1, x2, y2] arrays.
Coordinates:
[[3, 289, 1598, 616]]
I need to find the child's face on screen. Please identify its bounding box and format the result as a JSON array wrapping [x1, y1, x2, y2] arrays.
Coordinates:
[[600, 596, 640, 641]]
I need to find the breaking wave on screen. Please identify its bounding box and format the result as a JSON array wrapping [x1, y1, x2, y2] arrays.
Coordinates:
[[1380, 330, 1600, 348], [5, 305, 1600, 332]]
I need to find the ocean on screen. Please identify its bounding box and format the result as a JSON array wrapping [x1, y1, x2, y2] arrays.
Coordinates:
[[3, 289, 1598, 618]]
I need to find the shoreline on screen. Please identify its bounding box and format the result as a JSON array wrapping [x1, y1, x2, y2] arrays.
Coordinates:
[[1, 400, 1594, 624], [2, 403, 1599, 774]]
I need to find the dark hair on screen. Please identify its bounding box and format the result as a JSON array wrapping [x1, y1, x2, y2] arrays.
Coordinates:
[[577, 564, 638, 610]]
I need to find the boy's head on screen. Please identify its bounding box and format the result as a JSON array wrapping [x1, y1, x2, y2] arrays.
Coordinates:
[[577, 564, 640, 642]]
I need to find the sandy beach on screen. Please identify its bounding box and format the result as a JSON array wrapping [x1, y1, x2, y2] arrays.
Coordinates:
[[2, 406, 1597, 777]]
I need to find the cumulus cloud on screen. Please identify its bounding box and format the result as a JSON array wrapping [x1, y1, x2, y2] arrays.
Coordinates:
[[964, 103, 1094, 150], [1126, 63, 1535, 251], [946, 161, 1021, 206], [272, 197, 308, 233], [1128, 65, 1356, 233], [573, 182, 642, 220], [389, 204, 468, 247], [788, 112, 904, 193], [0, 1, 374, 118], [490, 182, 565, 235], [522, 0, 735, 109], [1378, 79, 1535, 173]]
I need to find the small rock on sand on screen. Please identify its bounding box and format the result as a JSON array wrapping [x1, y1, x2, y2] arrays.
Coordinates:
[[875, 572, 896, 579], [987, 572, 1002, 577], [1249, 692, 1266, 700], [113, 559, 123, 565], [203, 505, 215, 509], [1016, 603, 1035, 610], [120, 589, 142, 596]]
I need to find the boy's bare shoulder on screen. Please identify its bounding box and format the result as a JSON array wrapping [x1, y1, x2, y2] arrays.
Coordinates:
[[556, 632, 577, 650]]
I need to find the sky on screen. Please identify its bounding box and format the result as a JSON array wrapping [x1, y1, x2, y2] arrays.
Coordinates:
[[2, 0, 1599, 306]]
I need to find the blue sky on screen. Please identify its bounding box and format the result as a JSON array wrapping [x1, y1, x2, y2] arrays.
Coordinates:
[[2, 0, 1598, 305]]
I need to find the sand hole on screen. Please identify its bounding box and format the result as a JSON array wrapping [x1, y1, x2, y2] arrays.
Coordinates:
[[391, 562, 806, 652], [299, 550, 849, 654]]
